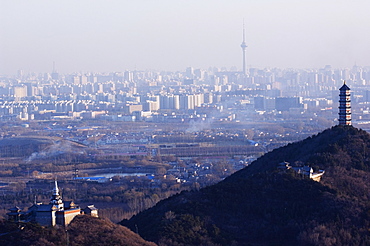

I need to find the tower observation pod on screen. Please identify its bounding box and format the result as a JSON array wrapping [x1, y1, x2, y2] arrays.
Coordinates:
[[338, 81, 351, 126]]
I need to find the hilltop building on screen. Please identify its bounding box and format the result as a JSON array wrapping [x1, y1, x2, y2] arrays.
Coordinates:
[[277, 162, 325, 182], [7, 181, 98, 227], [338, 81, 351, 125]]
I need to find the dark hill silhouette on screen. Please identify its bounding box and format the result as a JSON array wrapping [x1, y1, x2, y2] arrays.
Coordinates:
[[67, 215, 157, 246], [0, 215, 156, 246], [121, 125, 370, 245]]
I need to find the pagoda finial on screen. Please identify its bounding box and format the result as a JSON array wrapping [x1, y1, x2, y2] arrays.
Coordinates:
[[53, 179, 59, 196]]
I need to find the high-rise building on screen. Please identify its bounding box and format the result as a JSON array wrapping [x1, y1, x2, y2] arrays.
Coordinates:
[[13, 85, 28, 100], [275, 97, 303, 111], [160, 95, 180, 110], [180, 94, 195, 110], [186, 67, 194, 79], [338, 81, 351, 125], [124, 71, 133, 82]]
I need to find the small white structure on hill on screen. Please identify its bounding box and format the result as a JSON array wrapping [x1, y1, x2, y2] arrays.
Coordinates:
[[278, 162, 325, 182]]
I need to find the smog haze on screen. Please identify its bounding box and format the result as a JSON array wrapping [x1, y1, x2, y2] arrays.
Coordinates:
[[1, 0, 369, 74]]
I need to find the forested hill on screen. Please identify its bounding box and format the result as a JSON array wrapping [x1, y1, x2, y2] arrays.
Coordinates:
[[121, 125, 370, 245], [0, 215, 156, 246]]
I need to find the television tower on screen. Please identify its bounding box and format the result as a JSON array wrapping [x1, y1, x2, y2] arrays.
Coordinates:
[[240, 22, 248, 76]]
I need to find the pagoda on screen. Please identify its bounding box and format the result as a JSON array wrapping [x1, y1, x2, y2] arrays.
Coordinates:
[[338, 81, 351, 125]]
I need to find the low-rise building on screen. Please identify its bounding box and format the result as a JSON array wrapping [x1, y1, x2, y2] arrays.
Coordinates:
[[278, 161, 325, 182]]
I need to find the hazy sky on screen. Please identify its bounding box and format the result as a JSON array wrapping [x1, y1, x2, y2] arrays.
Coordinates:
[[1, 0, 369, 75]]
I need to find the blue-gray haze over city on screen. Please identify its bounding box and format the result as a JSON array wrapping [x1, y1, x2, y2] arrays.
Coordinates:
[[1, 0, 369, 74]]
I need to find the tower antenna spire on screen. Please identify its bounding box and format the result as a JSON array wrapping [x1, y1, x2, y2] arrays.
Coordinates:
[[243, 19, 246, 42]]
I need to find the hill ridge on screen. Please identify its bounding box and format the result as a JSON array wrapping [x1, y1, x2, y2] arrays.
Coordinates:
[[122, 125, 370, 245]]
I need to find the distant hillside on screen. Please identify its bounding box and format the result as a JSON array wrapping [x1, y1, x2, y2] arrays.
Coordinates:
[[0, 136, 86, 158], [121, 125, 370, 245], [0, 215, 156, 246]]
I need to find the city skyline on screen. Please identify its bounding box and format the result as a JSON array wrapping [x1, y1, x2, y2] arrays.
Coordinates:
[[1, 0, 370, 75]]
